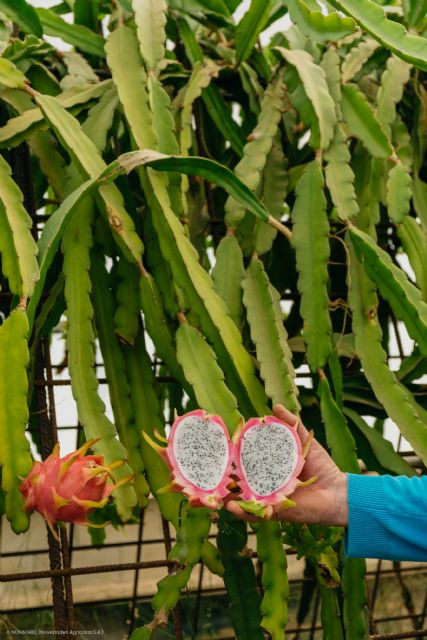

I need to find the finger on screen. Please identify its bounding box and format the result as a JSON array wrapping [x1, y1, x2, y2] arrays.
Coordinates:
[[272, 404, 313, 445], [272, 404, 298, 426], [295, 421, 313, 446], [224, 500, 262, 523]]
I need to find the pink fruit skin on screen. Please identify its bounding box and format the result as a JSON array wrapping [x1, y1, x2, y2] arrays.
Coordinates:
[[19, 442, 116, 527], [234, 416, 304, 508], [165, 409, 234, 509]]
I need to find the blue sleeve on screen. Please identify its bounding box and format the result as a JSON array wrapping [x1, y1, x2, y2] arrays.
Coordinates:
[[344, 473, 427, 561]]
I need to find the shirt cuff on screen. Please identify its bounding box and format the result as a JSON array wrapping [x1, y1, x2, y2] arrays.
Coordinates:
[[344, 473, 391, 559]]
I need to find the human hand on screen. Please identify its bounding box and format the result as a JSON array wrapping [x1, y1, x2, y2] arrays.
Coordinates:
[[226, 405, 348, 527]]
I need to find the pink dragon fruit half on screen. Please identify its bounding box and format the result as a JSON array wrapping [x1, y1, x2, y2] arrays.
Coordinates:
[[19, 438, 127, 532], [234, 416, 315, 518], [147, 409, 234, 509]]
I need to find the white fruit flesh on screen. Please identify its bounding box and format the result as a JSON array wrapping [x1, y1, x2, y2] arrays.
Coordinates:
[[173, 415, 229, 490], [240, 421, 299, 496]]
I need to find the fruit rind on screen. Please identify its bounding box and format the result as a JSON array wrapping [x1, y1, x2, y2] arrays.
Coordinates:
[[234, 415, 305, 509], [165, 409, 234, 509]]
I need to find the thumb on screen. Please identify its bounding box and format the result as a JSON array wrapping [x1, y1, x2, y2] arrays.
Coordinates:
[[272, 404, 312, 447]]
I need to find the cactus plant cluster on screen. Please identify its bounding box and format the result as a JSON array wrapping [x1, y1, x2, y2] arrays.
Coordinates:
[[1, 0, 427, 637]]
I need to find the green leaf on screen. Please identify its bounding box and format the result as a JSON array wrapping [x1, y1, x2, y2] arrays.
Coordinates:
[[341, 555, 369, 640], [235, 0, 275, 64], [341, 83, 393, 159], [133, 0, 167, 71], [170, 0, 231, 17], [0, 80, 112, 148], [320, 46, 342, 119], [218, 513, 264, 640], [0, 155, 39, 297], [150, 507, 213, 626], [253, 522, 288, 640], [375, 56, 412, 137], [62, 203, 137, 519], [174, 58, 220, 208], [142, 205, 181, 319], [292, 160, 332, 371], [318, 375, 359, 473], [349, 225, 427, 359], [255, 135, 288, 255], [200, 82, 245, 156], [193, 0, 231, 14], [320, 588, 344, 640], [225, 69, 286, 227], [74, 0, 101, 29], [343, 407, 416, 476], [35, 92, 144, 265], [348, 240, 427, 463], [91, 254, 149, 506], [139, 270, 188, 390], [105, 25, 180, 214], [397, 216, 427, 302], [119, 150, 272, 225], [211, 234, 245, 328], [341, 38, 380, 83], [286, 0, 356, 43], [36, 8, 106, 57], [112, 258, 140, 346], [177, 16, 245, 155], [125, 329, 182, 523], [0, 308, 33, 533], [2, 34, 53, 65], [60, 50, 100, 91], [327, 0, 427, 70], [130, 628, 152, 640], [132, 1, 180, 184], [146, 74, 182, 213], [0, 0, 42, 37], [324, 124, 359, 220], [242, 257, 300, 413], [28, 178, 96, 331], [402, 0, 427, 28], [386, 161, 412, 224], [176, 59, 220, 157], [0, 58, 27, 89], [176, 323, 242, 434], [275, 47, 336, 149], [105, 27, 157, 149]]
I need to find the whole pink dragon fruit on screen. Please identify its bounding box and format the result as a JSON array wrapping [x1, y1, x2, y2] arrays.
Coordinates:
[[233, 416, 316, 518], [148, 410, 315, 518], [19, 438, 127, 531], [146, 409, 234, 509]]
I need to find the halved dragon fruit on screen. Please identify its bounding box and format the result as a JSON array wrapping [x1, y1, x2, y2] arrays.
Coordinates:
[[148, 409, 234, 509], [233, 416, 315, 518], [148, 411, 315, 517]]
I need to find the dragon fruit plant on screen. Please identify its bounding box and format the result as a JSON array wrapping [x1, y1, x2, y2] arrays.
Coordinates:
[[147, 410, 316, 518], [19, 438, 131, 535]]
